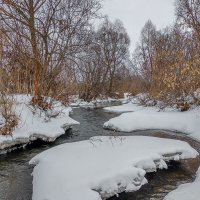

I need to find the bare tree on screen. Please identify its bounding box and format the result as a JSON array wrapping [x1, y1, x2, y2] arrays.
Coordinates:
[[96, 18, 130, 95], [176, 0, 200, 41], [133, 20, 157, 92], [0, 0, 101, 106], [74, 18, 131, 100]]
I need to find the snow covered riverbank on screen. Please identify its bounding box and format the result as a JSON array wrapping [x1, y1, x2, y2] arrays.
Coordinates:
[[30, 136, 198, 200], [104, 102, 144, 113], [70, 98, 122, 109], [0, 95, 79, 153], [103, 98, 200, 199], [164, 167, 200, 200], [103, 103, 200, 141]]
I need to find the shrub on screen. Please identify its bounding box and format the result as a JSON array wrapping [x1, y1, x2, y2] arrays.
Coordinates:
[[0, 94, 19, 136]]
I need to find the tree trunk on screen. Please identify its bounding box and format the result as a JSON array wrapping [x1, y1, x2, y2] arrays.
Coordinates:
[[29, 0, 41, 105]]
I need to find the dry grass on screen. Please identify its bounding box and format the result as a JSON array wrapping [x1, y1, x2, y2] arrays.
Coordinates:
[[0, 94, 19, 136]]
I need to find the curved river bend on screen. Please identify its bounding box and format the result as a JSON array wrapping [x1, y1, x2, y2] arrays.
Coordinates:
[[0, 108, 199, 200]]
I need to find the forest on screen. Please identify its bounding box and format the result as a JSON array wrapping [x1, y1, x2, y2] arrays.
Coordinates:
[[0, 0, 200, 105]]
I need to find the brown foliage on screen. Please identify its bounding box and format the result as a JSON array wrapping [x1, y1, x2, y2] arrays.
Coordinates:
[[133, 11, 200, 106], [0, 95, 18, 136], [0, 0, 101, 105]]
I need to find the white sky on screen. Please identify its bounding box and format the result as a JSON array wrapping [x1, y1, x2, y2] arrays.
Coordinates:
[[101, 0, 176, 52]]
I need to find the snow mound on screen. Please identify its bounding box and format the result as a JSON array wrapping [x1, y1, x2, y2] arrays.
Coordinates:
[[164, 167, 200, 200], [69, 98, 122, 109], [29, 136, 198, 200], [0, 94, 79, 152], [104, 102, 144, 113], [104, 105, 200, 141]]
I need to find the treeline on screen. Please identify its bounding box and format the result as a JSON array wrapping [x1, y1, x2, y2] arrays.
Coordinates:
[[133, 0, 200, 106], [0, 0, 134, 106], [1, 0, 200, 108]]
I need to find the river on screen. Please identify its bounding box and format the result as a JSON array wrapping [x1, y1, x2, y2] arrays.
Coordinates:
[[0, 108, 199, 200]]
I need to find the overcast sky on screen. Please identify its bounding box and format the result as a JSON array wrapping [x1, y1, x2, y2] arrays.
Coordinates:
[[101, 0, 176, 52]]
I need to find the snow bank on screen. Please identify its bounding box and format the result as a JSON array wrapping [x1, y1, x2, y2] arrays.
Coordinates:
[[104, 102, 145, 113], [69, 98, 122, 109], [164, 167, 200, 200], [0, 95, 79, 152], [30, 136, 198, 200], [104, 104, 200, 141]]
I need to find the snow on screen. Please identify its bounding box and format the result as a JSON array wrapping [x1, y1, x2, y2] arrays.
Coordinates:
[[104, 102, 144, 113], [69, 97, 122, 109], [29, 136, 198, 200], [0, 95, 79, 151], [0, 115, 4, 127], [164, 167, 200, 200], [194, 88, 200, 99], [103, 103, 200, 141]]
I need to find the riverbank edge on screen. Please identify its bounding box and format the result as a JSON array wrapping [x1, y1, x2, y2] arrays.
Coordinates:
[[0, 123, 78, 154], [29, 136, 198, 200]]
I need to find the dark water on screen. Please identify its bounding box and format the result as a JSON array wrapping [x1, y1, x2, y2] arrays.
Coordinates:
[[0, 108, 199, 200]]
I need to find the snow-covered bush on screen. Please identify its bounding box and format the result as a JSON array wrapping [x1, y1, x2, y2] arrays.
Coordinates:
[[193, 88, 200, 105], [132, 92, 195, 111], [132, 93, 160, 108], [22, 95, 70, 122], [135, 93, 151, 105]]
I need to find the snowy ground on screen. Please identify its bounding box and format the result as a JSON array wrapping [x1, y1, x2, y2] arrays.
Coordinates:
[[103, 99, 200, 199], [30, 136, 198, 200], [0, 95, 79, 152], [69, 98, 122, 109], [104, 102, 144, 113], [164, 167, 200, 200], [103, 102, 200, 141]]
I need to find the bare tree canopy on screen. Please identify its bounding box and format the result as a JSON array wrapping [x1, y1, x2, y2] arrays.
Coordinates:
[[0, 0, 101, 104], [176, 0, 200, 45]]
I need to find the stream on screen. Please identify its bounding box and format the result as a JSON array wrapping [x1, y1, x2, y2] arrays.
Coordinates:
[[0, 108, 199, 200]]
